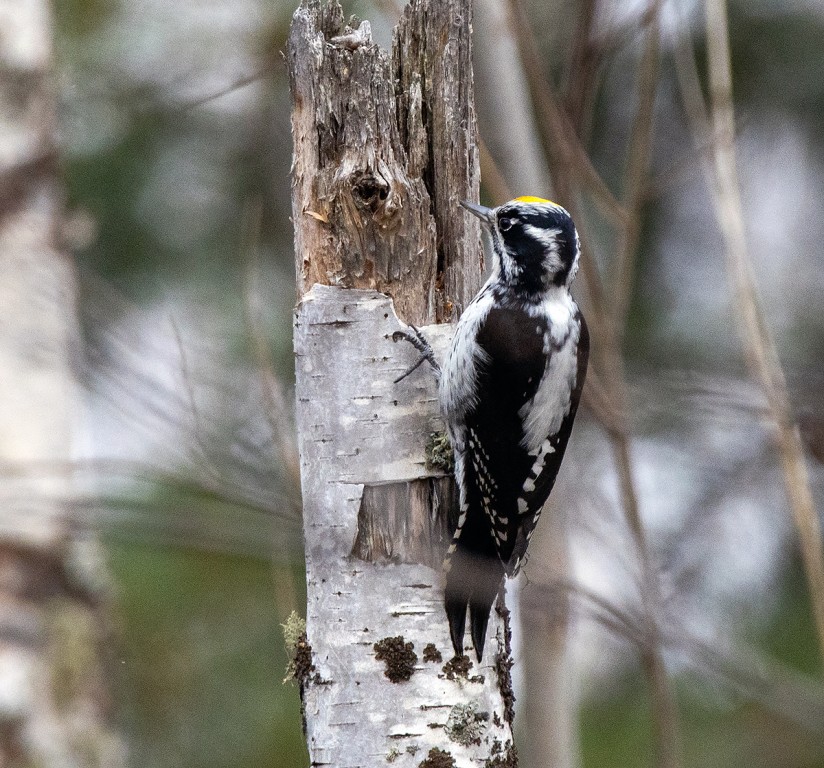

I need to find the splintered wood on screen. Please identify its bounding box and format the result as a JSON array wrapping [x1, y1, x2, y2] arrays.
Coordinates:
[[288, 0, 483, 324]]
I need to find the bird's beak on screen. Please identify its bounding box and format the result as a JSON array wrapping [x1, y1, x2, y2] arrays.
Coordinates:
[[460, 200, 495, 226]]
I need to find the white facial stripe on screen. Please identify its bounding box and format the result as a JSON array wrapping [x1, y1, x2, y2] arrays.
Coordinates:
[[524, 223, 565, 274], [568, 229, 581, 285], [523, 224, 561, 251]]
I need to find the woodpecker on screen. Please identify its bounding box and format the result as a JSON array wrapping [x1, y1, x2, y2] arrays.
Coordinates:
[[398, 196, 589, 662]]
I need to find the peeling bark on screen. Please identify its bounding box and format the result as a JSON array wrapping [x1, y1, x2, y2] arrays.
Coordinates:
[[352, 477, 457, 569], [288, 1, 515, 762]]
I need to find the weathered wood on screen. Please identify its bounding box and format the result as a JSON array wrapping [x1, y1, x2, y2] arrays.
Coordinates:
[[393, 0, 484, 319], [352, 477, 458, 569], [288, 1, 516, 763], [288, 0, 483, 323], [289, 3, 437, 325]]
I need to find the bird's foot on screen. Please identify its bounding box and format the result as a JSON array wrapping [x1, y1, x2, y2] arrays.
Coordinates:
[[392, 325, 440, 383]]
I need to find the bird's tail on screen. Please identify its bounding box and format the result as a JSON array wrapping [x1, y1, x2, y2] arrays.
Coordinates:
[[445, 585, 468, 659], [444, 544, 504, 662]]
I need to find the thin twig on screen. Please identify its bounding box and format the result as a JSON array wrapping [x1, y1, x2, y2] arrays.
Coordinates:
[[478, 135, 513, 203], [669, 5, 719, 195], [563, 0, 600, 138], [508, 0, 628, 228], [545, 577, 824, 735], [612, 1, 661, 333], [178, 62, 277, 112], [601, 6, 683, 753], [703, 0, 824, 666]]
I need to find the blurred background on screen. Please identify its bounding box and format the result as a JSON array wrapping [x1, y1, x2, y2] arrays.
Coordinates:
[[2, 0, 824, 766]]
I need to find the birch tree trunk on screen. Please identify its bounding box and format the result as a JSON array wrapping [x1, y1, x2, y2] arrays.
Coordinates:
[[288, 1, 518, 765], [0, 2, 125, 765]]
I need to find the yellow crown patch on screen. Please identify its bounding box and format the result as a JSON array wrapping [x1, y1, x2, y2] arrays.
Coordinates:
[[514, 195, 556, 205]]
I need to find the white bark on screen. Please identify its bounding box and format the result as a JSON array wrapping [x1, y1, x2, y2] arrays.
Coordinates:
[[0, 1, 125, 764], [294, 284, 516, 767], [0, 0, 74, 547]]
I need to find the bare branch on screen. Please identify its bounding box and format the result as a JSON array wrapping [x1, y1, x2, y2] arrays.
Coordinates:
[[704, 0, 824, 665], [612, 1, 662, 334], [478, 136, 513, 203], [507, 0, 628, 228]]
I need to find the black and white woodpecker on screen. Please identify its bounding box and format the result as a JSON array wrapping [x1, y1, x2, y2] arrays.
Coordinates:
[[398, 196, 589, 661]]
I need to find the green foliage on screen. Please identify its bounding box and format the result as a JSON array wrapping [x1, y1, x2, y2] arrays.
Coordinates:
[[579, 556, 824, 768], [53, 0, 115, 36], [764, 554, 821, 678], [107, 543, 307, 768], [727, 3, 824, 120]]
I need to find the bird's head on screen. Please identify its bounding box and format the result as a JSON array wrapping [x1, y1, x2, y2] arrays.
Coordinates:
[[462, 196, 581, 294]]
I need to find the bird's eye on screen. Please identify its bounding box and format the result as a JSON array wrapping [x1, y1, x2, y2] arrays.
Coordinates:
[[499, 217, 514, 231]]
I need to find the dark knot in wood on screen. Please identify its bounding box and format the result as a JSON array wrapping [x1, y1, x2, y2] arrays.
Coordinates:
[[351, 170, 390, 215]]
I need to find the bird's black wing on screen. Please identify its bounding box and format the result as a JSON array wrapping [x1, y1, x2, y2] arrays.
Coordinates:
[[444, 306, 548, 659], [503, 311, 589, 575], [469, 306, 553, 563]]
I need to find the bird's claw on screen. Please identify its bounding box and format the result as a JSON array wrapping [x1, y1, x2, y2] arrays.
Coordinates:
[[393, 324, 440, 383]]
